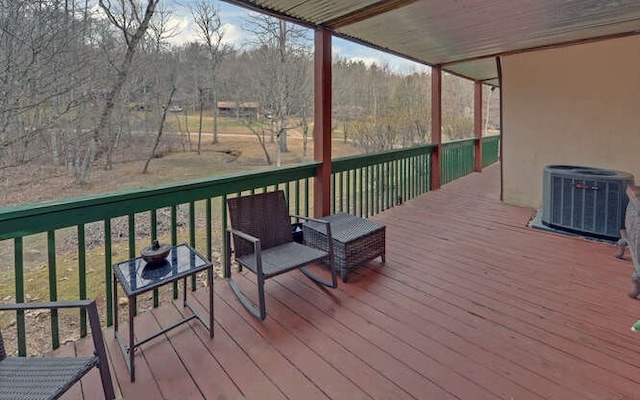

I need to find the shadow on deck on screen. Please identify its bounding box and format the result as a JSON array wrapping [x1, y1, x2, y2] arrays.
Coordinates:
[[61, 164, 640, 400]]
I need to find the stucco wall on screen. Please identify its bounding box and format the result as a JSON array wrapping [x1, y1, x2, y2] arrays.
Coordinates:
[[501, 35, 640, 208]]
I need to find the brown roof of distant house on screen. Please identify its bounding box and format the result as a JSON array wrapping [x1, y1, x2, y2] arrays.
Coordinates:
[[217, 101, 259, 109]]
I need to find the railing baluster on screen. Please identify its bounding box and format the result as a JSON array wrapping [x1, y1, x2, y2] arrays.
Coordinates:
[[390, 161, 395, 207], [410, 156, 415, 200], [304, 178, 310, 217], [339, 172, 344, 213], [363, 166, 369, 217], [374, 164, 379, 214], [78, 224, 87, 336], [190, 201, 196, 291], [358, 167, 363, 216], [104, 219, 113, 326], [206, 199, 213, 262], [331, 174, 336, 214], [402, 158, 409, 202], [395, 159, 400, 205], [295, 180, 301, 216], [284, 182, 290, 206], [415, 155, 420, 196], [15, 237, 26, 356], [128, 214, 136, 314], [387, 160, 396, 208], [171, 206, 178, 299], [128, 214, 136, 259], [151, 210, 159, 308], [222, 194, 228, 278], [346, 170, 351, 214], [47, 231, 59, 349]]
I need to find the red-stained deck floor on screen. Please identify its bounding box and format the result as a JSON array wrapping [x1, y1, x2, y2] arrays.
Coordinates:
[[61, 164, 640, 400]]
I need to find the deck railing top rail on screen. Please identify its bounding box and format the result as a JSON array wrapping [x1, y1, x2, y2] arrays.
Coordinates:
[[332, 143, 436, 173], [0, 162, 320, 241]]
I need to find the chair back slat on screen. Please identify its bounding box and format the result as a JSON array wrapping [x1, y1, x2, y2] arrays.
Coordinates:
[[227, 191, 293, 257]]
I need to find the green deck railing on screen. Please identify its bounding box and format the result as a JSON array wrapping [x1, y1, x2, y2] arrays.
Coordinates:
[[442, 138, 475, 185], [331, 144, 434, 217], [0, 137, 499, 355], [482, 135, 500, 167], [0, 164, 318, 355]]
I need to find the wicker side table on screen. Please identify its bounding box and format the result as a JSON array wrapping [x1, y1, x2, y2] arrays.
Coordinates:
[[303, 213, 386, 282]]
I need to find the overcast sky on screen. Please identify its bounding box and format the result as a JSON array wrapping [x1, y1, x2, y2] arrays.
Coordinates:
[[162, 0, 429, 75]]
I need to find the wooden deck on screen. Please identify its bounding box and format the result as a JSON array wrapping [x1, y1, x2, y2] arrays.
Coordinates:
[[60, 164, 640, 400]]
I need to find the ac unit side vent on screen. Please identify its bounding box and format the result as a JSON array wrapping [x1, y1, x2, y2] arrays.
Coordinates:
[[541, 165, 633, 240]]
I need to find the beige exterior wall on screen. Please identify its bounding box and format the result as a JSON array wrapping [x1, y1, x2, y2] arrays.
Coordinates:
[[502, 35, 640, 208]]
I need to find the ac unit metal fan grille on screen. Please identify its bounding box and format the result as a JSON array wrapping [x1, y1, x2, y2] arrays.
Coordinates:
[[542, 165, 633, 240], [550, 176, 621, 237]]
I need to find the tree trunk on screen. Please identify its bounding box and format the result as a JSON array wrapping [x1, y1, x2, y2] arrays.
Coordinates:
[[77, 0, 159, 184], [143, 86, 176, 174], [302, 121, 308, 160], [212, 87, 218, 144], [343, 120, 348, 143], [259, 128, 272, 165], [184, 106, 192, 151], [197, 88, 204, 155]]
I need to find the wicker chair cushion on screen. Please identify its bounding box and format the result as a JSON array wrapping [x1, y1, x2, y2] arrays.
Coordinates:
[[236, 242, 329, 278], [0, 356, 99, 400]]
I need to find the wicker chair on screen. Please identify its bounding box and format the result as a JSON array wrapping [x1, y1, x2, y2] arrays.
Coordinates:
[[0, 300, 115, 400], [226, 190, 337, 320]]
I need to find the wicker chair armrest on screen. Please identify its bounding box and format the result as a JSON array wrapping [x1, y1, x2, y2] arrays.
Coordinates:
[[227, 227, 263, 274], [290, 214, 326, 225], [227, 227, 260, 244], [0, 300, 104, 355], [0, 299, 115, 399], [290, 215, 334, 264]]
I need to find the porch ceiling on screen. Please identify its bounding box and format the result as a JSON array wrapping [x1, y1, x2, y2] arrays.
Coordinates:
[[224, 0, 640, 85]]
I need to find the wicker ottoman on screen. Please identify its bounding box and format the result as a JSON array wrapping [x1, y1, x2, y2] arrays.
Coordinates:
[[303, 213, 386, 282]]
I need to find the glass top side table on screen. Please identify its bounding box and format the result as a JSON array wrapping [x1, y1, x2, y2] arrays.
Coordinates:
[[113, 243, 214, 382]]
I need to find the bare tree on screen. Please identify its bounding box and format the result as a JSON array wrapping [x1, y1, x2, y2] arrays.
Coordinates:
[[142, 79, 176, 174], [241, 118, 272, 165], [140, 5, 181, 173], [147, 4, 179, 53], [442, 73, 474, 141], [288, 51, 312, 160], [0, 1, 95, 170], [243, 15, 311, 166], [192, 1, 229, 145], [76, 0, 159, 183]]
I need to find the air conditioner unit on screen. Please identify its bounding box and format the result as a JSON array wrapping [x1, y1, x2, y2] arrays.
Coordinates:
[[541, 165, 634, 239]]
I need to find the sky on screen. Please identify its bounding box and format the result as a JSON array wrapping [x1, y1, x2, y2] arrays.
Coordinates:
[[162, 0, 429, 75]]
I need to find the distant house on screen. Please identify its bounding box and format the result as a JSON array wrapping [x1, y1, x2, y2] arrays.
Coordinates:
[[217, 101, 259, 119], [333, 105, 365, 120]]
